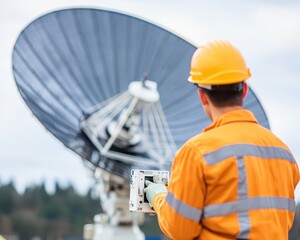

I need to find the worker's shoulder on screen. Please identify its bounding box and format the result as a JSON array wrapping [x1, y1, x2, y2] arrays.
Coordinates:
[[184, 123, 290, 155], [186, 125, 230, 145], [182, 131, 218, 156]]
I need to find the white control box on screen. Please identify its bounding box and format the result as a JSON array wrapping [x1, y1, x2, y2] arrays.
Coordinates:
[[129, 169, 169, 213]]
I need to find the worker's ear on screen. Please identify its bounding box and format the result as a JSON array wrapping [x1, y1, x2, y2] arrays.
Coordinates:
[[242, 82, 248, 100], [198, 89, 208, 105]]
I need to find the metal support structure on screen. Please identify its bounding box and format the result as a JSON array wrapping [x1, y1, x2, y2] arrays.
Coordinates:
[[83, 168, 145, 240], [81, 80, 175, 240]]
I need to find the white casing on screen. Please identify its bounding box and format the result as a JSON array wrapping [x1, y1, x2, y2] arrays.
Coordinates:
[[128, 80, 159, 103]]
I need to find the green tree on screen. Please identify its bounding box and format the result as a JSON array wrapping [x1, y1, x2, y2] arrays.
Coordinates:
[[39, 200, 66, 220], [0, 181, 18, 215]]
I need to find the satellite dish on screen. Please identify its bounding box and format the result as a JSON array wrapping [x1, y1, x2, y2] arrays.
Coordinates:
[[12, 8, 269, 180]]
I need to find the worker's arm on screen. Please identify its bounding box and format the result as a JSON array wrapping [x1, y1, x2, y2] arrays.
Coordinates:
[[152, 142, 206, 239]]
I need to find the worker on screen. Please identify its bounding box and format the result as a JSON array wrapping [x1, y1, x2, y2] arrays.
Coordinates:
[[144, 40, 299, 239]]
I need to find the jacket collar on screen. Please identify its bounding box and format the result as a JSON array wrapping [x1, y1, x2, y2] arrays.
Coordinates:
[[203, 109, 258, 132]]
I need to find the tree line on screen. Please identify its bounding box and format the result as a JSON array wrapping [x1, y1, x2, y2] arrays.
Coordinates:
[[0, 181, 100, 239]]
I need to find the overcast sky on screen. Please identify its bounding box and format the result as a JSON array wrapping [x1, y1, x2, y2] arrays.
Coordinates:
[[1, 0, 300, 198]]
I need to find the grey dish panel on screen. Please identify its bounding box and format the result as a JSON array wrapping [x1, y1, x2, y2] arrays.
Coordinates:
[[12, 8, 270, 179]]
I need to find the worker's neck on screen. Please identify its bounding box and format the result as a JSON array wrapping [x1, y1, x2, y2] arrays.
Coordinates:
[[210, 105, 243, 122]]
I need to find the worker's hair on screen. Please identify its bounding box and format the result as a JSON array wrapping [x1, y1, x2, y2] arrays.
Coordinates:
[[200, 83, 244, 107]]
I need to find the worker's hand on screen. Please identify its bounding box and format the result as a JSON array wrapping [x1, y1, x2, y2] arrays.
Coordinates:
[[144, 175, 167, 208]]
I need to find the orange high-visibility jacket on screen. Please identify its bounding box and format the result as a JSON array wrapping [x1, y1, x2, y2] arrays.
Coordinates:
[[153, 110, 299, 240]]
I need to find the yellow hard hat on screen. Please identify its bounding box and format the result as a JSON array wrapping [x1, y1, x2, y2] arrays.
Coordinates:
[[188, 40, 251, 86]]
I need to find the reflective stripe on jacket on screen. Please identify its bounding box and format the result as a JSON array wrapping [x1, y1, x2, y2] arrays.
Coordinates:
[[153, 110, 299, 240]]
